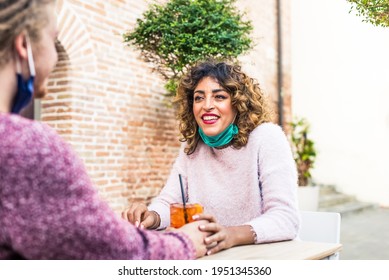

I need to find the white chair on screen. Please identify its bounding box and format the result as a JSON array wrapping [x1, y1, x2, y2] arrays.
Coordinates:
[[298, 211, 341, 260]]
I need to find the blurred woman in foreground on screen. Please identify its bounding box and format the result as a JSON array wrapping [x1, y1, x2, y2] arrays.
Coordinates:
[[0, 0, 209, 260]]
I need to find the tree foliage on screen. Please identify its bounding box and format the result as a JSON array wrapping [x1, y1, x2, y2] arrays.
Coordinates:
[[348, 0, 389, 27], [123, 0, 253, 97]]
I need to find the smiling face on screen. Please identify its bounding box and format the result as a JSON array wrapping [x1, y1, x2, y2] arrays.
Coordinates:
[[193, 77, 236, 137]]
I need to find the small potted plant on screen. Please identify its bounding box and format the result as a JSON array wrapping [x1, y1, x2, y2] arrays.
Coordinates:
[[290, 117, 319, 211]]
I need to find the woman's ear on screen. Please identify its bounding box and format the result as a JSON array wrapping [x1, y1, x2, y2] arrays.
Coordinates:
[[14, 33, 28, 60]]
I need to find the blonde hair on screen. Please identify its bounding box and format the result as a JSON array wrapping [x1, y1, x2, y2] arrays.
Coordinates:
[[0, 0, 54, 67], [174, 59, 274, 155]]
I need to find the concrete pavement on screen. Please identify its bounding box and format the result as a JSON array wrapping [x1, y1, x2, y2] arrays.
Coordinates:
[[339, 207, 389, 260]]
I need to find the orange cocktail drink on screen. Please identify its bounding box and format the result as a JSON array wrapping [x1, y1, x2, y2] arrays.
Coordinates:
[[170, 203, 203, 228]]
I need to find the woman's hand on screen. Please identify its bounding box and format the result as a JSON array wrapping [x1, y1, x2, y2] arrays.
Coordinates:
[[175, 220, 211, 258], [194, 213, 256, 255], [192, 213, 233, 255], [121, 202, 160, 229]]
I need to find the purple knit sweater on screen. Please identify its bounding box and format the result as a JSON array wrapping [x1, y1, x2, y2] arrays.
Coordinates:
[[0, 114, 195, 260]]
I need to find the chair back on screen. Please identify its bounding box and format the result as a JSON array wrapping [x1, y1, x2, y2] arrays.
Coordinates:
[[299, 211, 341, 259]]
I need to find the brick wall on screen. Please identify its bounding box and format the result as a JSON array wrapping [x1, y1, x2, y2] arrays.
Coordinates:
[[40, 0, 291, 213]]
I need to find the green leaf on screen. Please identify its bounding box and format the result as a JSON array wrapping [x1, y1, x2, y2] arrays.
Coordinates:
[[347, 0, 389, 27]]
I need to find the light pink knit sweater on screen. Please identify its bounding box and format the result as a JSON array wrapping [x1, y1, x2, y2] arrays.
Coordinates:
[[149, 122, 300, 243]]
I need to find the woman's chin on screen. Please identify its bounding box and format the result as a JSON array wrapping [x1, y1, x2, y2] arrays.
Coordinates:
[[34, 83, 48, 99]]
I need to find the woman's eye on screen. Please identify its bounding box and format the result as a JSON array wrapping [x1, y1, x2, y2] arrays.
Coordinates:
[[194, 95, 203, 101], [215, 95, 227, 100]]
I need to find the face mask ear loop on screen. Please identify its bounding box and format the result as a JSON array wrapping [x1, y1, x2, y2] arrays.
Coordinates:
[[25, 34, 36, 77], [231, 112, 238, 125]]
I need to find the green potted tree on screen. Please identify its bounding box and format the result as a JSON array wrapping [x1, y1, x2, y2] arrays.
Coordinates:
[[290, 117, 319, 211], [123, 0, 253, 99]]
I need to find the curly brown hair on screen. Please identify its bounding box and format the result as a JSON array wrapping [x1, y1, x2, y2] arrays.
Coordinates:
[[174, 59, 274, 155]]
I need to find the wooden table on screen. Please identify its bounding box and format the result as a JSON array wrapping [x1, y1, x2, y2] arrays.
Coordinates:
[[199, 240, 342, 260]]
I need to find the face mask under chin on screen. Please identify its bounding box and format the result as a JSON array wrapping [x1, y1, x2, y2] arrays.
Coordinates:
[[199, 123, 239, 148], [12, 74, 35, 114]]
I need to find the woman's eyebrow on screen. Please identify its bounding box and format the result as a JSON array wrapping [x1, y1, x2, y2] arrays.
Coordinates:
[[194, 88, 225, 94]]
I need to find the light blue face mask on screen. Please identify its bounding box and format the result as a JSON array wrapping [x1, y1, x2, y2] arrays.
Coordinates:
[[12, 35, 36, 114], [199, 122, 238, 148]]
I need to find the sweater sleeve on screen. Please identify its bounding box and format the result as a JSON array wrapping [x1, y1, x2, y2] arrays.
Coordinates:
[[0, 117, 195, 260], [148, 144, 188, 229], [244, 124, 300, 243]]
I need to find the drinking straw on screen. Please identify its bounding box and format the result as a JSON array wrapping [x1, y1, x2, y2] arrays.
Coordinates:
[[178, 174, 189, 224]]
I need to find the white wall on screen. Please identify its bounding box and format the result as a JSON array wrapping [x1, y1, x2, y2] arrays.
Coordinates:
[[291, 0, 389, 206]]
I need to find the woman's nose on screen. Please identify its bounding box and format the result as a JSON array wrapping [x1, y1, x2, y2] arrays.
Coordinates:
[[203, 97, 215, 110]]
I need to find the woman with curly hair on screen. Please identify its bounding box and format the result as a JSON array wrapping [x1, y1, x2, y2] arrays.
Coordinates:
[[123, 60, 300, 255]]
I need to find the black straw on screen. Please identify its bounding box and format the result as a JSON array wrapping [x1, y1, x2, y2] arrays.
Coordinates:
[[178, 174, 189, 223]]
